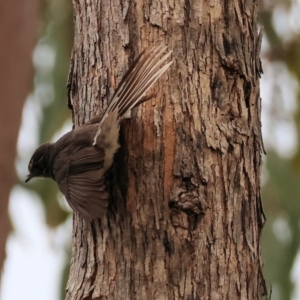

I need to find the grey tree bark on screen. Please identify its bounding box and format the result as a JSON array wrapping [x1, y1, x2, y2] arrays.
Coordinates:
[[66, 0, 267, 299]]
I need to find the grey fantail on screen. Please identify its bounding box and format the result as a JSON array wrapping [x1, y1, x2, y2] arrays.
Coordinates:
[[25, 47, 173, 219]]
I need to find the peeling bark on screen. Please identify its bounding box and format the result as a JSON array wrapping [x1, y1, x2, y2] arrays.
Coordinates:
[[66, 0, 266, 299]]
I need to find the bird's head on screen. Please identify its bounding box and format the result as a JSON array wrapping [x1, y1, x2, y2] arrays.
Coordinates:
[[25, 143, 51, 183]]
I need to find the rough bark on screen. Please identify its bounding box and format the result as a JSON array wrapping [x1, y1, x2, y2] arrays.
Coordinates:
[[66, 0, 267, 299], [0, 0, 38, 277]]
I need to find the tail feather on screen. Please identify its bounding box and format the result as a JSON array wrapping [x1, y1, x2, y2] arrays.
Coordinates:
[[93, 46, 173, 145], [118, 49, 172, 116], [116, 47, 171, 115]]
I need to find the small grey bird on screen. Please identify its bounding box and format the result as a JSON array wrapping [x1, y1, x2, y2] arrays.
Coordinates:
[[25, 47, 172, 219]]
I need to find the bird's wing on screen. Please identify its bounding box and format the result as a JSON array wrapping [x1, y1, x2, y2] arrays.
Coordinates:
[[57, 146, 109, 220]]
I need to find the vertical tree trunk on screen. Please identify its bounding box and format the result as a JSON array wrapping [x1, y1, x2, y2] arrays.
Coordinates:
[[66, 0, 267, 299], [0, 0, 38, 277]]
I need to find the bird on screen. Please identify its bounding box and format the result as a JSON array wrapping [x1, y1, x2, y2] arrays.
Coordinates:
[[25, 46, 173, 220]]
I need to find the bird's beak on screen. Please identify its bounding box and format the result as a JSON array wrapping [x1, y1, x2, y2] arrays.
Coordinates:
[[25, 174, 32, 183]]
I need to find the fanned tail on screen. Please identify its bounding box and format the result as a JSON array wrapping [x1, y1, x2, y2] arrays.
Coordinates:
[[93, 46, 173, 145]]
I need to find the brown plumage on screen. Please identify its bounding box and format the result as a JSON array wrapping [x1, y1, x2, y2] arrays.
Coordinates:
[[25, 47, 172, 219]]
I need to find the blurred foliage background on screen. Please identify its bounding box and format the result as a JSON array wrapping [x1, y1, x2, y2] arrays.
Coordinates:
[[5, 0, 300, 299], [259, 1, 300, 299], [17, 0, 74, 296]]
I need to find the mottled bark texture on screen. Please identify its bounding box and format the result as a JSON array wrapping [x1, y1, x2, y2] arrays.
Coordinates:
[[66, 0, 266, 299], [0, 0, 38, 278]]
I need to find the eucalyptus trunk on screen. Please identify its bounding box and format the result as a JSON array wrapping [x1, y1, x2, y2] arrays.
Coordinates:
[[66, 0, 267, 299]]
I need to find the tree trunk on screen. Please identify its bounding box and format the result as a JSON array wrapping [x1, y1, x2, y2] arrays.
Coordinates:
[[0, 0, 38, 277], [66, 0, 267, 299]]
